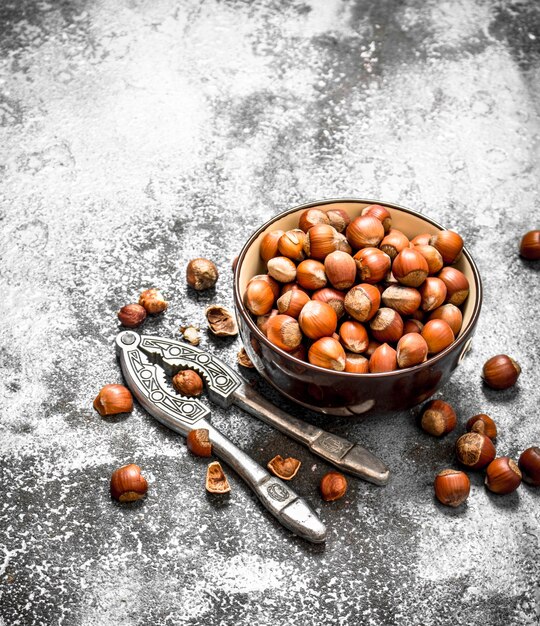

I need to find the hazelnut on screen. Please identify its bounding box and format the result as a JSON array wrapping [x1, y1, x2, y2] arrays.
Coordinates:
[[298, 300, 337, 340], [304, 224, 349, 260], [206, 305, 238, 336], [312, 287, 346, 318], [180, 325, 201, 346], [298, 208, 330, 232], [344, 283, 381, 322], [139, 288, 168, 314], [296, 259, 327, 290], [353, 247, 391, 284], [117, 303, 147, 328], [518, 447, 540, 486], [364, 339, 381, 358], [434, 469, 470, 507], [260, 230, 285, 262], [250, 274, 280, 299], [403, 319, 423, 334], [267, 256, 297, 283], [339, 320, 369, 354], [267, 455, 301, 480], [361, 204, 392, 232], [267, 314, 303, 352], [326, 208, 351, 232], [324, 250, 356, 290], [110, 464, 148, 502], [429, 230, 463, 265], [419, 277, 447, 312], [237, 347, 254, 368], [466, 414, 497, 439], [244, 279, 274, 314], [379, 229, 410, 260], [346, 215, 385, 249], [368, 343, 397, 373], [381, 284, 422, 316], [206, 461, 231, 494], [455, 432, 496, 470], [414, 244, 444, 275], [519, 230, 540, 260], [420, 399, 457, 436], [277, 289, 310, 318], [369, 307, 404, 343], [410, 233, 432, 246], [186, 258, 219, 291], [438, 267, 469, 306], [93, 384, 133, 417], [396, 332, 428, 368], [256, 309, 278, 336], [421, 319, 455, 354], [344, 352, 369, 373], [320, 471, 348, 501], [187, 428, 212, 457], [482, 354, 521, 390], [308, 337, 346, 371], [172, 370, 204, 397], [485, 457, 522, 495], [429, 304, 462, 336], [278, 229, 306, 262], [392, 248, 429, 287]]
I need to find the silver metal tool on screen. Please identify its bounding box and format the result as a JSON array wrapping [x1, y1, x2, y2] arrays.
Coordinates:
[[116, 331, 326, 543]]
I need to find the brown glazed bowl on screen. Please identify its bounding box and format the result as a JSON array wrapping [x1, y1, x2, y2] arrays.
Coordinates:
[[233, 199, 482, 417]]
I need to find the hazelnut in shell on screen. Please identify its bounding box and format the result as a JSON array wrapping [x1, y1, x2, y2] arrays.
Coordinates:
[[344, 353, 369, 373], [243, 279, 275, 316], [519, 230, 540, 260], [339, 320, 369, 354], [429, 304, 462, 336], [368, 343, 397, 373], [298, 300, 337, 340], [324, 250, 356, 290], [267, 314, 302, 352], [518, 447, 540, 486], [434, 469, 470, 507], [455, 432, 496, 470], [485, 457, 522, 494], [396, 333, 428, 368], [419, 277, 447, 312], [344, 283, 381, 322], [361, 204, 392, 232], [94, 384, 133, 417], [278, 229, 306, 262], [414, 244, 444, 275], [466, 414, 497, 439], [438, 267, 469, 306], [110, 464, 148, 502], [420, 399, 457, 436], [354, 247, 391, 284], [298, 208, 329, 233], [381, 284, 421, 316], [312, 287, 346, 318], [346, 215, 385, 249], [260, 229, 285, 262], [304, 224, 348, 260], [421, 319, 454, 354], [308, 337, 346, 371], [429, 230, 463, 265], [326, 208, 351, 232], [267, 256, 297, 283], [379, 229, 410, 260], [256, 309, 278, 336], [277, 289, 310, 318], [369, 307, 404, 344], [187, 428, 212, 457], [403, 319, 423, 334], [482, 355, 521, 390], [296, 259, 327, 290], [392, 248, 429, 287]]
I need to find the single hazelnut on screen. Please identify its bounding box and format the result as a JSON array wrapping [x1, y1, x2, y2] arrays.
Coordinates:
[[396, 332, 428, 368], [267, 455, 301, 480], [429, 304, 462, 336], [346, 215, 385, 249], [320, 471, 348, 501], [296, 259, 327, 290], [260, 230, 285, 262], [420, 399, 457, 436], [455, 432, 496, 470], [368, 343, 397, 373], [353, 247, 392, 284], [438, 267, 469, 306], [326, 208, 351, 232], [429, 230, 463, 265], [364, 339, 381, 358], [256, 309, 278, 336], [93, 384, 133, 416], [482, 355, 521, 390], [519, 230, 540, 260], [344, 283, 381, 322], [403, 318, 423, 334], [414, 244, 444, 275], [410, 233, 432, 246], [485, 457, 522, 494], [419, 277, 447, 312], [172, 370, 204, 397], [110, 464, 148, 502], [518, 447, 540, 486], [421, 319, 455, 354], [298, 208, 330, 232], [308, 337, 346, 371], [139, 288, 168, 314], [277, 289, 310, 318], [299, 300, 337, 340], [324, 250, 356, 290], [339, 320, 369, 353], [187, 428, 212, 457], [466, 414, 497, 439], [392, 248, 429, 287], [361, 204, 392, 232], [381, 284, 422, 316], [186, 258, 219, 291], [250, 274, 280, 298], [244, 277, 275, 316], [369, 307, 404, 343], [434, 469, 470, 507], [267, 256, 297, 283], [267, 314, 303, 352], [206, 461, 231, 494], [344, 352, 369, 373], [206, 305, 238, 336], [117, 303, 147, 328], [312, 287, 346, 318], [304, 224, 348, 260], [278, 229, 306, 262], [379, 229, 410, 260]]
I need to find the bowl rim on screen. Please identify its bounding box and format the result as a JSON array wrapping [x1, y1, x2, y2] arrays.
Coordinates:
[[233, 197, 483, 378]]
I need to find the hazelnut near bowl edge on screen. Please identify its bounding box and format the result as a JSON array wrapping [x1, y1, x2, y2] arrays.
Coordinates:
[[233, 199, 482, 416]]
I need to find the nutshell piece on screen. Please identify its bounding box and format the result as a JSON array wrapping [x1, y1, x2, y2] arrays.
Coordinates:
[[172, 370, 204, 397], [206, 461, 231, 494], [110, 464, 148, 503], [118, 304, 147, 328], [186, 258, 219, 291], [205, 305, 238, 336], [267, 455, 301, 480], [237, 347, 255, 368], [94, 384, 133, 416], [187, 428, 212, 457], [139, 288, 168, 314]]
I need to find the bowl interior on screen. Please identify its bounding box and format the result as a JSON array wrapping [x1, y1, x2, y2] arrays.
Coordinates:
[[237, 200, 478, 342]]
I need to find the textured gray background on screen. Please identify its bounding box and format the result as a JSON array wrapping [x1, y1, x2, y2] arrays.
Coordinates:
[[1, 1, 539, 625]]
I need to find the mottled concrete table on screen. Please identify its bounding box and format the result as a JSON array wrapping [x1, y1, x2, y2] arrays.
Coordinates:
[[1, 1, 539, 624]]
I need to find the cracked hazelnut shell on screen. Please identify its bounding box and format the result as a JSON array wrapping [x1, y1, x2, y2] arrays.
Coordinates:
[[206, 461, 231, 494], [206, 305, 238, 336], [267, 455, 301, 480], [187, 428, 212, 457]]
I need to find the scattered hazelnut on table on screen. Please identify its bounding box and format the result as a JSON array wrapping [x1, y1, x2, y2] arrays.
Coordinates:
[[206, 461, 231, 494], [237, 347, 254, 368], [267, 455, 301, 480], [455, 432, 496, 470], [320, 471, 348, 501], [186, 258, 219, 291], [482, 355, 521, 390], [434, 469, 470, 507], [187, 429, 212, 457], [485, 457, 522, 495], [205, 305, 238, 336], [110, 464, 148, 502], [93, 384, 133, 416], [466, 414, 497, 439], [519, 230, 540, 260], [420, 399, 457, 437], [518, 447, 540, 486], [117, 303, 147, 328], [172, 370, 203, 397], [139, 288, 168, 314]]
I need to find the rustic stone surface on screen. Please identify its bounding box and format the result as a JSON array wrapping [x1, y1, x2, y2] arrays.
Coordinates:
[[1, 1, 539, 624]]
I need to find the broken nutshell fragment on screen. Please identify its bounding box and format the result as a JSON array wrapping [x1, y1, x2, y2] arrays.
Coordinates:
[[206, 461, 231, 494], [267, 455, 301, 480], [180, 325, 201, 346], [237, 347, 254, 368], [205, 305, 238, 336]]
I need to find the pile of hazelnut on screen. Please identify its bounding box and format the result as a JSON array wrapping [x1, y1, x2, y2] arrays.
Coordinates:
[[244, 205, 469, 372]]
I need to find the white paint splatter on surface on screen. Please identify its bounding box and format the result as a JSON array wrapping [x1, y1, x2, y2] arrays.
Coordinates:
[[1, 0, 540, 624]]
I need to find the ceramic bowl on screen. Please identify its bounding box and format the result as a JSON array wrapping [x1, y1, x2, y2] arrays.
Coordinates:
[[233, 199, 482, 416]]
